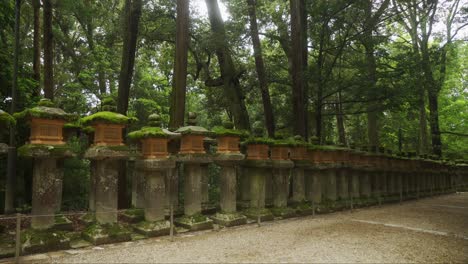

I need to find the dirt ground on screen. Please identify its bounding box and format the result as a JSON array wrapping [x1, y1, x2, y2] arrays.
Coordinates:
[[6, 193, 468, 263]]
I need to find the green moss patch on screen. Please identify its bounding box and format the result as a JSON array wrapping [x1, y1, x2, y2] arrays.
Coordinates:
[[80, 111, 134, 125], [21, 228, 71, 254], [127, 127, 168, 140], [212, 126, 248, 137], [133, 220, 170, 237], [82, 223, 132, 245], [243, 137, 274, 145], [14, 106, 74, 121], [18, 144, 76, 158], [0, 110, 16, 128]]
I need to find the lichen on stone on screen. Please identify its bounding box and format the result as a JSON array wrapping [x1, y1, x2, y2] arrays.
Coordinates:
[[14, 106, 74, 121], [18, 144, 76, 158]]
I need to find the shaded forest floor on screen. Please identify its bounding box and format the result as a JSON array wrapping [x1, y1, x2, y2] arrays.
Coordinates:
[[5, 193, 468, 263]]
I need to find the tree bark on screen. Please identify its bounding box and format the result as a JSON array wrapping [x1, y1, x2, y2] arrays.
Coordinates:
[[117, 0, 142, 115], [5, 0, 21, 214], [290, 0, 308, 139], [336, 93, 346, 146], [32, 0, 41, 97], [117, 0, 142, 209], [247, 0, 275, 137], [169, 0, 190, 129], [43, 0, 54, 99], [205, 0, 251, 130]]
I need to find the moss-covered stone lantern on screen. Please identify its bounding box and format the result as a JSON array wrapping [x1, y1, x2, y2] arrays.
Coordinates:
[[241, 127, 274, 221], [174, 113, 214, 231], [81, 108, 134, 244], [127, 113, 177, 237], [15, 99, 76, 231], [211, 121, 247, 227], [0, 109, 15, 154]]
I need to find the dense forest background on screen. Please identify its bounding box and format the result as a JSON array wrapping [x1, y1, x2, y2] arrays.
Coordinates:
[[0, 0, 467, 210]]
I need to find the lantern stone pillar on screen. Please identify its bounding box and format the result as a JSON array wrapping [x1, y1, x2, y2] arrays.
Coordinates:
[[271, 159, 295, 218], [174, 113, 213, 231]]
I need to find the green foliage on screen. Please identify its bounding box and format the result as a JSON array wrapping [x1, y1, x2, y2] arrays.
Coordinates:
[[242, 137, 275, 145], [212, 126, 248, 137], [0, 110, 15, 127]]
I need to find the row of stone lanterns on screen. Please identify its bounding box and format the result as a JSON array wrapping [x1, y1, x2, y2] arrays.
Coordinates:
[[2, 99, 468, 252]]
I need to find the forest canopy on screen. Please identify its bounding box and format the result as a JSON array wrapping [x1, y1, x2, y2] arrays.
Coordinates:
[[1, 0, 467, 159]]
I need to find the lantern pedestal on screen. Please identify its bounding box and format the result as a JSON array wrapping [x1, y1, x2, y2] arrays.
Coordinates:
[[133, 159, 175, 237], [242, 160, 274, 222], [291, 160, 309, 203], [175, 155, 213, 231], [271, 160, 295, 218], [212, 153, 247, 227]]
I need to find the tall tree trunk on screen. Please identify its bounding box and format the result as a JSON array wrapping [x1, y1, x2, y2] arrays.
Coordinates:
[[117, 0, 142, 114], [5, 0, 21, 214], [169, 0, 190, 129], [205, 0, 251, 130], [32, 0, 40, 97], [43, 0, 53, 99], [290, 0, 308, 139], [418, 86, 428, 154], [336, 93, 346, 146], [117, 0, 142, 209], [246, 0, 275, 137]]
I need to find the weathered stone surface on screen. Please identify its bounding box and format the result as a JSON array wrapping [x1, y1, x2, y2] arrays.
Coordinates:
[[0, 143, 8, 154], [248, 167, 267, 209], [176, 154, 212, 164], [336, 169, 349, 200], [135, 159, 176, 170], [18, 144, 75, 158], [272, 166, 290, 208], [144, 169, 166, 222], [201, 164, 209, 206], [211, 212, 247, 227], [94, 159, 119, 224], [359, 171, 371, 198], [349, 170, 360, 199], [291, 167, 306, 202], [82, 223, 131, 245], [270, 207, 296, 219], [21, 229, 71, 255], [213, 153, 245, 166], [121, 209, 144, 223], [133, 220, 170, 237], [305, 169, 322, 204], [184, 164, 203, 216], [31, 158, 61, 229], [175, 214, 213, 231], [323, 169, 337, 201], [219, 165, 237, 213], [84, 146, 133, 160]]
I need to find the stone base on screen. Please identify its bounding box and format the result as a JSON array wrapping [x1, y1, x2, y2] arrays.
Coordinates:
[[211, 212, 247, 227], [21, 229, 70, 255], [54, 215, 73, 231], [236, 200, 250, 210], [202, 203, 218, 215], [383, 195, 401, 203], [175, 214, 213, 231], [270, 207, 296, 219], [290, 202, 315, 216], [243, 208, 274, 222], [82, 223, 132, 245], [134, 220, 170, 237], [79, 213, 95, 225], [121, 208, 144, 223], [0, 233, 14, 258]]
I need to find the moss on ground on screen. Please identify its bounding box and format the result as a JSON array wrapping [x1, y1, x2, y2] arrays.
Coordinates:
[[177, 213, 209, 224], [81, 111, 135, 125]]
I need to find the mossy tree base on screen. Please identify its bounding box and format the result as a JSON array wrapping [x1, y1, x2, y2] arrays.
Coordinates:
[[82, 223, 132, 245], [21, 228, 71, 255], [121, 208, 144, 223], [133, 220, 171, 237], [243, 208, 274, 222], [270, 207, 296, 219], [175, 214, 213, 231], [211, 212, 247, 227]]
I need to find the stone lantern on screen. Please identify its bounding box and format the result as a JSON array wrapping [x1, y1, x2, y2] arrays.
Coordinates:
[[242, 127, 274, 221], [16, 99, 76, 232], [0, 110, 15, 154], [174, 113, 214, 231], [290, 136, 313, 215], [211, 121, 247, 227], [81, 109, 134, 245], [128, 113, 178, 237], [270, 138, 296, 218]]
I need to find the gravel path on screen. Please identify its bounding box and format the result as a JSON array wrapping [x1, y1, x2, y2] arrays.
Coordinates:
[[14, 193, 468, 263]]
